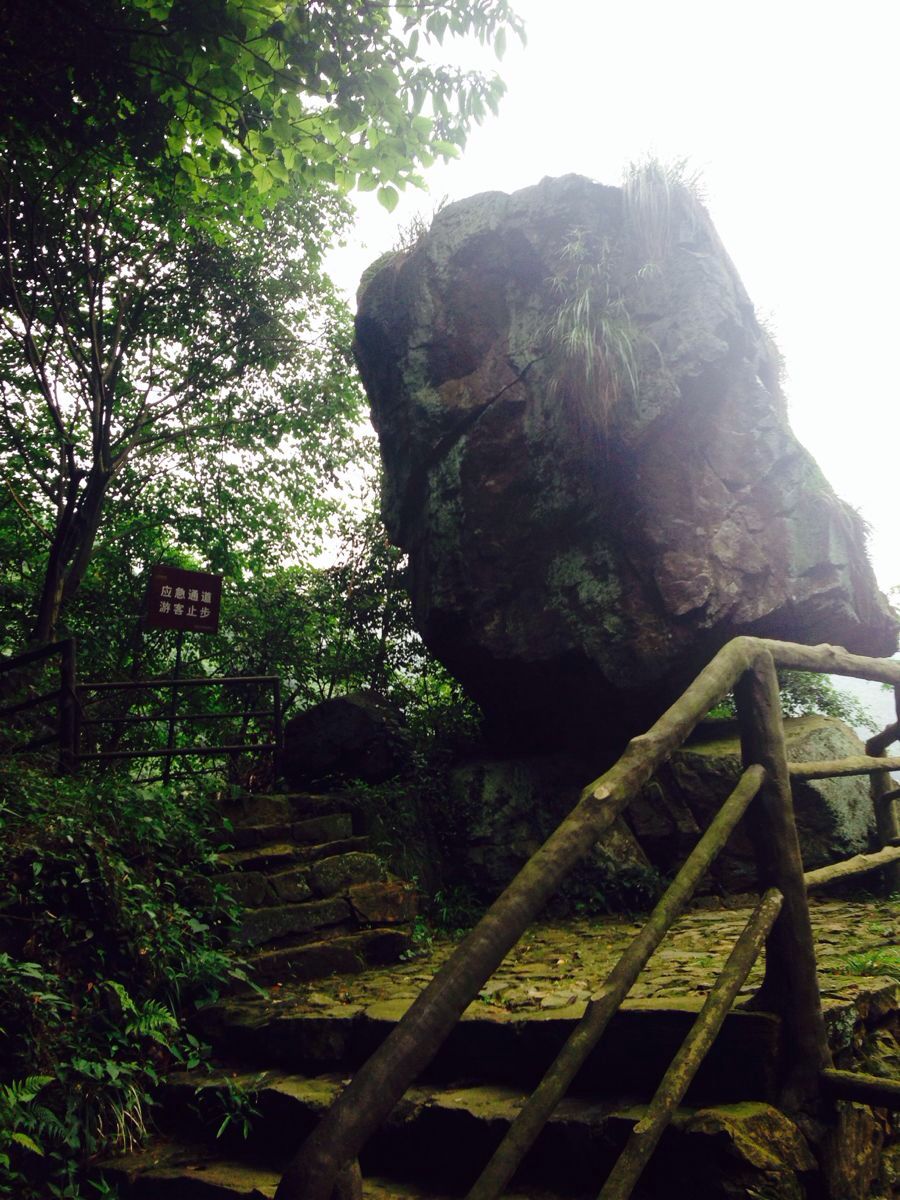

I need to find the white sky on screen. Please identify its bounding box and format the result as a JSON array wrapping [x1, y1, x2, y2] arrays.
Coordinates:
[[327, 0, 900, 727]]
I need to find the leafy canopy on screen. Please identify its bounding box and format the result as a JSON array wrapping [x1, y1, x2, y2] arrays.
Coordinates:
[[1, 0, 524, 641], [1, 0, 525, 220]]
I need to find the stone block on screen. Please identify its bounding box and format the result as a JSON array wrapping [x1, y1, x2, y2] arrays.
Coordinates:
[[349, 880, 418, 925]]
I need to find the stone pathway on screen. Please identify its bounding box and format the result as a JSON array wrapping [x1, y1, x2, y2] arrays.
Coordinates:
[[252, 896, 900, 1030]]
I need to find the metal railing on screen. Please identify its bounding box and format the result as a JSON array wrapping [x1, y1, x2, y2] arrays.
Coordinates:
[[0, 640, 283, 778], [0, 638, 78, 769], [275, 636, 900, 1200]]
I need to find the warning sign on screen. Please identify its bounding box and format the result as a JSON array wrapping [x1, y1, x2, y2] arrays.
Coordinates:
[[146, 565, 222, 634]]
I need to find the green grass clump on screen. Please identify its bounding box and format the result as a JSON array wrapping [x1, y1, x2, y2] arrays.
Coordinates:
[[839, 948, 900, 980]]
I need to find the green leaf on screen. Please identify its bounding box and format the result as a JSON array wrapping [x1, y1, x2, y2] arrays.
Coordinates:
[[11, 1132, 43, 1156], [377, 185, 400, 212]]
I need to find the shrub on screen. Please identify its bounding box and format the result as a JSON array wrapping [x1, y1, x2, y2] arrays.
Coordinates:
[[0, 761, 243, 1198]]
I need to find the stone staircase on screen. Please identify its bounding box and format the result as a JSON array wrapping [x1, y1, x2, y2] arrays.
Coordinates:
[[213, 790, 416, 983], [94, 852, 900, 1199], [98, 976, 832, 1199]]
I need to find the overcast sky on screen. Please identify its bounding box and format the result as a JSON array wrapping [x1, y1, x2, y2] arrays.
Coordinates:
[[328, 0, 899, 602]]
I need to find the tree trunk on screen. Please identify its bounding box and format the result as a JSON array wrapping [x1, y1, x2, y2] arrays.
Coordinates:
[[32, 466, 110, 643]]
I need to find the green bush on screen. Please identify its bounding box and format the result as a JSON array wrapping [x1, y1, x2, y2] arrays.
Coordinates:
[[0, 761, 243, 1198]]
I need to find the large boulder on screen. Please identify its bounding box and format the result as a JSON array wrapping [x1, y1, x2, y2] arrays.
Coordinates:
[[444, 754, 654, 905], [355, 173, 896, 752], [281, 692, 411, 788], [628, 715, 880, 890]]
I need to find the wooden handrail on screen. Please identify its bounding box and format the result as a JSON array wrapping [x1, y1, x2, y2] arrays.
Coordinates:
[[275, 635, 767, 1200], [0, 639, 77, 771], [789, 756, 900, 779], [804, 844, 900, 889], [1, 639, 283, 775], [0, 638, 72, 674], [278, 635, 900, 1200], [465, 765, 766, 1200], [77, 742, 277, 761], [821, 1068, 900, 1108], [598, 889, 784, 1200]]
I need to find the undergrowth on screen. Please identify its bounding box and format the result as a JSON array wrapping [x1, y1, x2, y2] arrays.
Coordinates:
[[839, 948, 900, 981], [0, 760, 245, 1198]]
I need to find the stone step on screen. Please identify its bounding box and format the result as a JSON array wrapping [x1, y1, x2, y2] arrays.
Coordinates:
[[196, 995, 780, 1106], [229, 855, 394, 951], [217, 837, 371, 874], [225, 852, 385, 916], [97, 1141, 566, 1199], [231, 897, 352, 950], [221, 792, 358, 830], [229, 812, 355, 850], [105, 1071, 815, 1199], [245, 927, 412, 985]]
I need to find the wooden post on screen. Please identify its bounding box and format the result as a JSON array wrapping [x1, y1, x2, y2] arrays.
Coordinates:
[[865, 686, 900, 893], [58, 638, 78, 773], [734, 650, 831, 1113], [598, 889, 784, 1200], [273, 675, 283, 783]]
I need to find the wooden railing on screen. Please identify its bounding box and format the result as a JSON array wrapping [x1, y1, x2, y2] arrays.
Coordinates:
[[274, 637, 900, 1200], [0, 639, 283, 778]]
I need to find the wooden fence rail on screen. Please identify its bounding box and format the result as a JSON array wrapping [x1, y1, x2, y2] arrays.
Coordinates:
[[274, 636, 900, 1200]]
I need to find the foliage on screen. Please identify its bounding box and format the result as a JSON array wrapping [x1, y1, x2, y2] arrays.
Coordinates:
[[559, 858, 665, 917], [0, 0, 524, 644], [210, 1077, 263, 1142], [0, 148, 361, 641], [429, 883, 485, 935], [621, 155, 706, 269], [1, 0, 525, 226], [0, 444, 479, 784], [0, 760, 242, 1197], [839, 948, 900, 981], [546, 229, 642, 435], [708, 669, 876, 731]]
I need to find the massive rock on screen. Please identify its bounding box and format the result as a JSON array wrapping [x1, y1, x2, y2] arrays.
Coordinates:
[[628, 715, 879, 891], [444, 754, 653, 904], [281, 692, 411, 788], [355, 174, 897, 751]]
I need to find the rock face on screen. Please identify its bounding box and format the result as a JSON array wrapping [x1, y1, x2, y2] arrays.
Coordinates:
[[445, 754, 653, 903], [281, 692, 410, 788], [628, 715, 879, 890], [355, 174, 897, 751]]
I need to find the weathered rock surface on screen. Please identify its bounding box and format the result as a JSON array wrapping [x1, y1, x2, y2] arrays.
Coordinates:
[[355, 173, 897, 751], [282, 692, 411, 787], [629, 715, 879, 889], [446, 754, 652, 902]]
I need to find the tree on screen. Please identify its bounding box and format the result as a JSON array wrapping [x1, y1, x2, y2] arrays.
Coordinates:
[[0, 0, 525, 221], [0, 1, 524, 644], [0, 155, 357, 641]]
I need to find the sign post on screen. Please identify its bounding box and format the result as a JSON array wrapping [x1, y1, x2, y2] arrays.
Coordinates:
[[145, 565, 223, 783], [146, 565, 222, 636]]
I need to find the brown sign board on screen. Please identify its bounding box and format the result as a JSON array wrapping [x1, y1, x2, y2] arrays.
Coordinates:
[[146, 565, 222, 634]]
